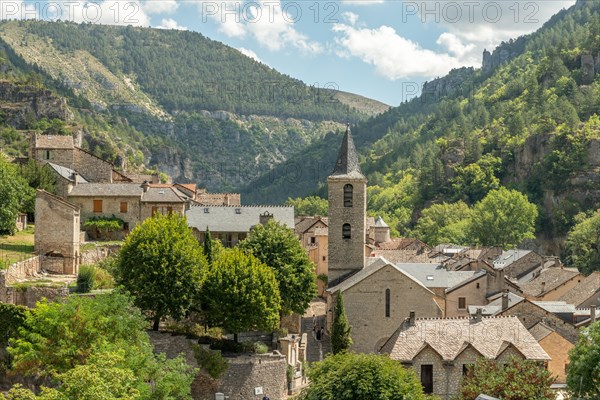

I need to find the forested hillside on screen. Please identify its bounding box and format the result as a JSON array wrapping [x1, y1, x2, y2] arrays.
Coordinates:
[[0, 20, 385, 191], [246, 0, 600, 252]]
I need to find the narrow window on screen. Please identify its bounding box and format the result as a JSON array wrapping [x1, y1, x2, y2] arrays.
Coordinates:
[[458, 297, 466, 310], [421, 365, 433, 394], [120, 202, 128, 213], [343, 184, 353, 207], [310, 237, 316, 244], [44, 150, 50, 160], [342, 223, 351, 239], [385, 289, 391, 318], [93, 200, 103, 213]]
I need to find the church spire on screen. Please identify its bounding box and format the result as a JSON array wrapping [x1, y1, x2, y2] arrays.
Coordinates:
[[330, 124, 365, 179]]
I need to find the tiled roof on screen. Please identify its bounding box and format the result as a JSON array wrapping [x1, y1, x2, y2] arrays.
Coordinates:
[[186, 205, 295, 233], [141, 187, 185, 203], [370, 250, 434, 264], [381, 316, 550, 362], [558, 272, 600, 306], [327, 257, 433, 295], [35, 135, 73, 149], [295, 216, 328, 235], [68, 183, 144, 197], [395, 263, 477, 289], [46, 163, 88, 183], [377, 238, 429, 250], [329, 126, 365, 180], [528, 322, 555, 342], [492, 249, 532, 269], [520, 267, 580, 297], [531, 301, 576, 314]]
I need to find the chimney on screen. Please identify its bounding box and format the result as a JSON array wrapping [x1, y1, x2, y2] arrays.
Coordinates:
[[141, 180, 150, 193], [540, 282, 546, 294], [591, 305, 596, 324], [408, 311, 416, 326], [475, 307, 483, 322], [501, 290, 509, 311]]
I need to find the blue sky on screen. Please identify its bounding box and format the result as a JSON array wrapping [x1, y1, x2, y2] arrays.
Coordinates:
[[17, 0, 576, 105]]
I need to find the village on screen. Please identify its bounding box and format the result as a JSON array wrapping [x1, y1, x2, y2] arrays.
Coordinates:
[[1, 128, 598, 400]]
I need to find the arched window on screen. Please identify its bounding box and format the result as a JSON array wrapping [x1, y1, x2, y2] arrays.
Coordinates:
[[343, 184, 353, 207], [385, 289, 391, 318], [342, 223, 351, 239]]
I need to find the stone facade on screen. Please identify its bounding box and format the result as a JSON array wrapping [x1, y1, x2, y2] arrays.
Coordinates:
[[196, 192, 241, 206], [217, 354, 287, 400], [327, 177, 366, 285], [539, 330, 572, 384], [34, 190, 80, 275], [445, 274, 488, 317], [68, 195, 142, 235], [73, 148, 114, 183]]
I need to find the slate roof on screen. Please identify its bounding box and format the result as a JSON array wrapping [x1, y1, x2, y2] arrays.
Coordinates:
[[329, 125, 365, 180], [531, 301, 576, 314], [470, 292, 524, 316], [380, 316, 550, 362], [186, 205, 295, 233], [374, 216, 388, 227], [370, 250, 433, 264], [327, 257, 434, 295], [559, 272, 600, 306], [492, 249, 532, 269], [141, 187, 185, 203], [395, 263, 477, 289], [377, 238, 429, 250], [68, 183, 144, 197], [295, 216, 328, 235], [35, 135, 73, 149], [520, 267, 581, 297], [528, 322, 555, 342], [46, 163, 88, 183]]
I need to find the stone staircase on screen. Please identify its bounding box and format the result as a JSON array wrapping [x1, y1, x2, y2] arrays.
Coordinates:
[[301, 314, 331, 364]]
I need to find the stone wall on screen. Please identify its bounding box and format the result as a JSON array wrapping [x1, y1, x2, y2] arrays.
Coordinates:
[[4, 256, 40, 284], [445, 274, 487, 317], [68, 195, 142, 232], [196, 193, 241, 206], [74, 148, 114, 183], [540, 331, 573, 384], [80, 245, 121, 265], [217, 354, 287, 400], [11, 286, 69, 308]]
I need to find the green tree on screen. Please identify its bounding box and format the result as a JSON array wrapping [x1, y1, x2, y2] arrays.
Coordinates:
[[331, 291, 352, 354], [566, 210, 600, 275], [203, 226, 214, 265], [18, 160, 56, 215], [0, 154, 33, 234], [413, 201, 472, 246], [201, 248, 281, 336], [459, 357, 555, 400], [116, 213, 207, 330], [239, 220, 316, 315], [298, 352, 427, 400], [285, 196, 328, 216], [452, 155, 501, 203], [567, 321, 600, 398], [468, 187, 538, 248]]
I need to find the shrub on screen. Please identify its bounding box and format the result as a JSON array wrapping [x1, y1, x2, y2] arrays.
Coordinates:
[[252, 342, 269, 354], [93, 266, 114, 290], [193, 344, 228, 379], [76, 265, 96, 293]]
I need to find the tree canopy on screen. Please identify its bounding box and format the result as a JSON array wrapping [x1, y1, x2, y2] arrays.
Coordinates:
[[459, 357, 555, 400], [298, 352, 427, 400], [0, 154, 33, 234], [331, 291, 352, 354], [239, 220, 316, 315], [286, 196, 328, 217], [413, 201, 472, 246], [116, 213, 207, 330], [201, 247, 281, 335], [567, 321, 600, 398], [566, 210, 600, 275]]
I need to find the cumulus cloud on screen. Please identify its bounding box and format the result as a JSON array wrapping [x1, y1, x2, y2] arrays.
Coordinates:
[[156, 18, 187, 30], [342, 11, 359, 26], [197, 0, 322, 54], [143, 0, 179, 15], [332, 23, 471, 79]]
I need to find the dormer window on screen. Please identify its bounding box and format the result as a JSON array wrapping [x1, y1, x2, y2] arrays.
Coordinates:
[[344, 184, 353, 207]]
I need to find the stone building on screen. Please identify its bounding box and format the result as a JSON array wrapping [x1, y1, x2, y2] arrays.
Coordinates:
[[186, 205, 295, 247], [380, 315, 550, 399], [491, 249, 544, 283], [34, 190, 80, 274], [528, 322, 573, 384], [520, 267, 582, 301], [558, 271, 600, 308]]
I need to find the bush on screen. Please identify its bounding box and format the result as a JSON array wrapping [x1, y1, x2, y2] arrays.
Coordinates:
[[76, 265, 96, 293], [93, 266, 114, 290], [252, 342, 269, 354], [193, 344, 228, 379]]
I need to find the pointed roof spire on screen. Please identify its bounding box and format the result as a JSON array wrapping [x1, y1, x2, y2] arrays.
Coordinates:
[[330, 124, 365, 179]]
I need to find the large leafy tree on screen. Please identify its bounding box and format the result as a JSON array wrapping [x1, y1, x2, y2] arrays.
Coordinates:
[[567, 321, 600, 398], [0, 154, 33, 234], [18, 160, 56, 216], [116, 213, 207, 330], [331, 291, 352, 354], [201, 247, 281, 336], [413, 201, 472, 246], [285, 196, 328, 217], [298, 352, 427, 400], [6, 292, 196, 399], [566, 210, 600, 275], [468, 187, 538, 249], [239, 220, 316, 315], [459, 357, 554, 400]]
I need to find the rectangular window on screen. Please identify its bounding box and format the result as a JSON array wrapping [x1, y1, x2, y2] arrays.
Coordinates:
[[310, 237, 316, 244], [44, 150, 51, 160], [120, 202, 128, 213], [93, 200, 103, 213], [421, 365, 433, 394], [458, 297, 467, 310]]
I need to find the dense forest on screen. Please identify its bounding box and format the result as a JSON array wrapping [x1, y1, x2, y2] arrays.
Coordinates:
[[245, 0, 600, 251]]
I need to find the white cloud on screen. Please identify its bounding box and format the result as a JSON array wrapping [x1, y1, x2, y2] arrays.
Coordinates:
[[436, 32, 476, 59], [156, 18, 187, 30], [332, 23, 472, 79], [143, 0, 179, 14], [237, 47, 265, 64], [197, 0, 322, 54], [342, 11, 359, 26]]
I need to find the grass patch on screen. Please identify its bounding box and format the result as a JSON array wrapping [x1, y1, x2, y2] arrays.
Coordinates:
[[0, 227, 35, 270], [11, 280, 67, 290]]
